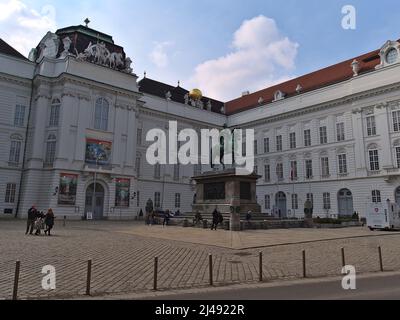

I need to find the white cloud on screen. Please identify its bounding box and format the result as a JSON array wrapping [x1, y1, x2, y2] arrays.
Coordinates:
[[190, 15, 299, 101], [0, 0, 57, 56], [149, 41, 173, 68]]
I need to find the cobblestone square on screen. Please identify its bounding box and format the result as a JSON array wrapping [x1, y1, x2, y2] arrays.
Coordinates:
[[1, 220, 400, 300]]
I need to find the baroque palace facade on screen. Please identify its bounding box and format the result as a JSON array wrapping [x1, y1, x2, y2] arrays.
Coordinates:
[[1, 24, 400, 219]]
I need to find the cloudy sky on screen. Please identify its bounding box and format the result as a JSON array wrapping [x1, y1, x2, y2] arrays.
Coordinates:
[[1, 0, 400, 101]]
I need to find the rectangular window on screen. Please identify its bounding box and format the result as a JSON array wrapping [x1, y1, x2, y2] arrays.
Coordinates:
[[5, 183, 16, 203], [396, 147, 400, 168], [264, 165, 270, 182], [154, 164, 161, 179], [369, 150, 380, 171], [338, 154, 348, 175], [307, 193, 314, 206], [393, 111, 400, 132], [254, 140, 258, 155], [305, 160, 313, 179], [289, 132, 296, 149], [321, 157, 330, 177], [154, 192, 161, 208], [265, 195, 271, 210], [175, 193, 181, 208], [264, 138, 270, 153], [276, 163, 284, 181], [366, 116, 376, 136], [194, 164, 202, 176], [276, 135, 283, 152], [137, 129, 142, 146], [45, 141, 56, 165], [319, 126, 328, 144], [372, 190, 382, 203], [9, 141, 21, 164], [323, 193, 331, 210], [14, 105, 26, 127], [292, 194, 299, 210], [304, 129, 311, 147], [49, 104, 60, 127], [336, 123, 345, 142], [135, 157, 141, 176], [174, 164, 180, 181], [254, 165, 258, 174], [290, 161, 298, 180], [242, 142, 246, 157]]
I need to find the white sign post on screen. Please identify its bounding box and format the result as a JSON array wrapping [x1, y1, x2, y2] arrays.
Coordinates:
[[87, 212, 93, 220]]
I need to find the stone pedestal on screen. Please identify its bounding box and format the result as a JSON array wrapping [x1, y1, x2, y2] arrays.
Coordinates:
[[192, 168, 261, 231]]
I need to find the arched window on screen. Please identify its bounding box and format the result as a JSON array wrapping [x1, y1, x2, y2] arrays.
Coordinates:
[[49, 99, 61, 127], [94, 98, 109, 131], [45, 134, 57, 165], [9, 134, 23, 165]]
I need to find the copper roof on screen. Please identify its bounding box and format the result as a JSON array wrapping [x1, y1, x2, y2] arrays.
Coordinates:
[[225, 48, 382, 115]]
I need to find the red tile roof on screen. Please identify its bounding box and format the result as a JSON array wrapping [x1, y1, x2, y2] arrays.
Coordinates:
[[225, 48, 381, 115], [0, 38, 28, 61]]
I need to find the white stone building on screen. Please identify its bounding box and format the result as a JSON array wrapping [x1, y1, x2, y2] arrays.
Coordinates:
[[1, 24, 400, 220]]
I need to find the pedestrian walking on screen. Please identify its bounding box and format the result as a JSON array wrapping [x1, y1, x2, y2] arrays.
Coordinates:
[[44, 209, 55, 236], [211, 208, 219, 230], [25, 205, 37, 235], [163, 210, 171, 227]]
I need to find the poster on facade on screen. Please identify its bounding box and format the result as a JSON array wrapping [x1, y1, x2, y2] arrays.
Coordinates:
[[58, 173, 78, 205], [115, 178, 130, 207], [85, 139, 112, 165]]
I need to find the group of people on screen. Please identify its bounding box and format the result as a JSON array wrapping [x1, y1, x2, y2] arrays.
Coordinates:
[[25, 205, 55, 236]]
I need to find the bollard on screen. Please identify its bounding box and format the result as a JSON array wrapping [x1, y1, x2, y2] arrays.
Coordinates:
[[378, 246, 384, 272], [153, 257, 158, 291], [86, 260, 92, 296], [302, 250, 306, 278], [63, 216, 66, 227], [209, 254, 213, 286], [12, 261, 20, 300], [259, 252, 263, 282], [341, 247, 346, 267]]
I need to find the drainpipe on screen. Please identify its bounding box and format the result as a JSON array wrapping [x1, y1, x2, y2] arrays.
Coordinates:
[[15, 77, 35, 218]]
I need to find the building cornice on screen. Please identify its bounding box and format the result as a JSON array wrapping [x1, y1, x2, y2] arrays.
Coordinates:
[[237, 81, 400, 129]]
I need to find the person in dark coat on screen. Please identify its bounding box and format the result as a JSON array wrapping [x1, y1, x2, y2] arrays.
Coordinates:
[[44, 209, 55, 236], [26, 205, 37, 235], [211, 208, 219, 231], [163, 210, 171, 227]]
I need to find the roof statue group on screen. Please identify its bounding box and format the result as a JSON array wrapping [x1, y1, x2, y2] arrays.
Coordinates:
[[29, 31, 133, 74]]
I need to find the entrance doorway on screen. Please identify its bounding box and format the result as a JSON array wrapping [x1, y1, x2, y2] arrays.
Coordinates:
[[338, 189, 353, 216], [275, 192, 287, 218], [85, 183, 105, 220]]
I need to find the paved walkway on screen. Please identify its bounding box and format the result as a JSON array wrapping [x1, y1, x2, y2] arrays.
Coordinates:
[[1, 220, 400, 300]]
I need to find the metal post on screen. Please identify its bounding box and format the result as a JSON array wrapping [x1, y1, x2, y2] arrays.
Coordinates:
[[302, 250, 306, 278], [209, 254, 213, 286], [63, 215, 66, 227], [153, 257, 158, 291], [259, 252, 263, 282], [86, 260, 92, 296], [12, 261, 20, 300], [378, 246, 384, 272], [341, 247, 346, 267]]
